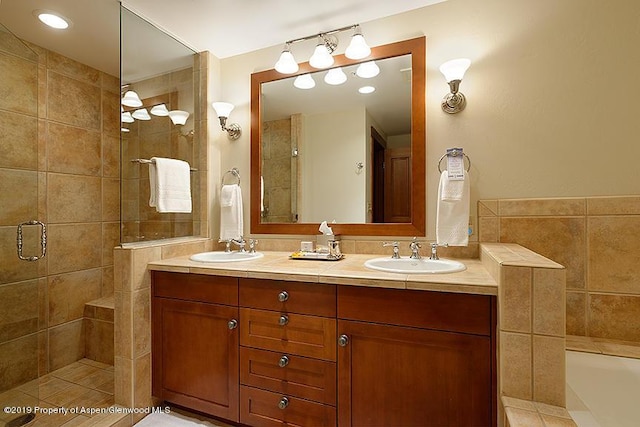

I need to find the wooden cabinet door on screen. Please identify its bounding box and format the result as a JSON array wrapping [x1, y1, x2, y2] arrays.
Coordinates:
[[152, 298, 239, 422], [337, 320, 492, 427]]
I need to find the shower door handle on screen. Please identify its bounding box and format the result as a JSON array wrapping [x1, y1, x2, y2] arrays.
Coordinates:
[[17, 220, 47, 261]]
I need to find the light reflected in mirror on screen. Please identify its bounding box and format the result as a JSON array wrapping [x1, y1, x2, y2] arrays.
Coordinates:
[[251, 37, 425, 236]]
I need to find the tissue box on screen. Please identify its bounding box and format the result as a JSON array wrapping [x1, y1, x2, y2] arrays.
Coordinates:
[[316, 235, 339, 253]]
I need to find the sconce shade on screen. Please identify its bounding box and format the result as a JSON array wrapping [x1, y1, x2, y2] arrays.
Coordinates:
[[293, 74, 316, 89], [131, 108, 151, 120], [345, 33, 371, 60], [121, 111, 134, 123], [439, 58, 471, 82], [324, 67, 347, 85], [309, 41, 334, 69], [356, 61, 380, 78], [168, 110, 189, 125], [212, 102, 235, 118], [150, 104, 169, 116], [275, 46, 299, 74], [121, 90, 142, 107]]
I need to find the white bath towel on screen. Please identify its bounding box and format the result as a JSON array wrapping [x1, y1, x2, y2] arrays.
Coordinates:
[[220, 184, 243, 240], [149, 157, 192, 213], [436, 170, 470, 246]]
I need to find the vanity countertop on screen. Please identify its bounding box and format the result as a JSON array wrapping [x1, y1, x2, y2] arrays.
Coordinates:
[[147, 251, 499, 296]]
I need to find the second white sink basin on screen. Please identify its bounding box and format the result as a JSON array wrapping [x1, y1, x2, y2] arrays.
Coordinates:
[[190, 251, 264, 263], [364, 257, 466, 274]]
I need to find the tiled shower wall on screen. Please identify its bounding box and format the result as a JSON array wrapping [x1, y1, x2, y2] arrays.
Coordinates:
[[478, 196, 640, 342], [261, 117, 294, 223], [0, 37, 119, 391]]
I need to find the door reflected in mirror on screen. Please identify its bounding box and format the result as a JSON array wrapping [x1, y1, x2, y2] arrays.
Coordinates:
[[251, 37, 425, 236]]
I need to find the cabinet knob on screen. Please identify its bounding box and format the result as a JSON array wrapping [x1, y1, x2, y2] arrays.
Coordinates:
[[278, 355, 289, 368], [278, 314, 289, 326], [278, 396, 289, 409], [228, 319, 238, 330], [278, 291, 289, 302], [338, 334, 349, 347]]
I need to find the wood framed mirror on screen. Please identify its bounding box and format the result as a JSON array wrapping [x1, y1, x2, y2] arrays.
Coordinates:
[[250, 36, 425, 236]]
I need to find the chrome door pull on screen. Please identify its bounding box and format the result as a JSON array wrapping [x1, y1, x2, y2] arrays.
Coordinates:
[[17, 220, 46, 262]]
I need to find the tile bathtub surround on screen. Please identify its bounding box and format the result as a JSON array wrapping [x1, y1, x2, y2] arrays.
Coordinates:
[[478, 196, 640, 342], [0, 37, 120, 392]]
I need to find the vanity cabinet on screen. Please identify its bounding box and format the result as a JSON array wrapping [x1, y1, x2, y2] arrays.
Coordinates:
[[337, 286, 496, 427], [151, 272, 496, 427], [151, 272, 240, 422], [239, 278, 337, 427]]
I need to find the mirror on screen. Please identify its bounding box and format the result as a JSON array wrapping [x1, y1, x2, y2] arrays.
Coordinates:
[[251, 36, 425, 236]]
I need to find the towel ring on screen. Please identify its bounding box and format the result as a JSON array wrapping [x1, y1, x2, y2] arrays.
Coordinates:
[[437, 151, 471, 173], [222, 168, 240, 186]]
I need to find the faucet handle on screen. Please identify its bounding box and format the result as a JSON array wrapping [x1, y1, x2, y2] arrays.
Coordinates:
[[248, 239, 258, 253], [382, 241, 400, 259]]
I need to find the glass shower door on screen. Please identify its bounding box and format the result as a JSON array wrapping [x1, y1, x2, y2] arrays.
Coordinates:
[[0, 23, 42, 427]]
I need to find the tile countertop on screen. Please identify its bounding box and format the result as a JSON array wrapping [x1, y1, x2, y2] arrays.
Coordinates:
[[147, 251, 500, 296]]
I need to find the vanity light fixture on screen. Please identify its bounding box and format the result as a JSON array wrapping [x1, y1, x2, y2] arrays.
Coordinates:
[[274, 24, 370, 74], [439, 58, 471, 114], [324, 67, 347, 85], [168, 110, 190, 126], [150, 104, 169, 116], [34, 10, 71, 29], [121, 111, 134, 123], [355, 61, 380, 78], [131, 108, 151, 121], [121, 90, 143, 108], [212, 102, 241, 140], [293, 73, 316, 89]]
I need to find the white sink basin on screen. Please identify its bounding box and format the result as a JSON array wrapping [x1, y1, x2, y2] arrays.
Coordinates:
[[364, 257, 466, 274], [189, 251, 264, 263]]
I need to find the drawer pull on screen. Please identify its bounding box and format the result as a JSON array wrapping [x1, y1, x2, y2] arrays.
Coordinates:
[[278, 396, 289, 409], [278, 355, 289, 367], [228, 319, 238, 330], [278, 314, 289, 326], [338, 334, 349, 347], [278, 291, 289, 302]]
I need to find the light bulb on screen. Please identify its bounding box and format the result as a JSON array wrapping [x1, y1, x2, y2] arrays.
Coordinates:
[[324, 68, 347, 85], [293, 74, 316, 89], [439, 58, 471, 82], [358, 86, 375, 94], [345, 33, 371, 60], [356, 61, 380, 78], [309, 42, 334, 69], [35, 11, 70, 29]]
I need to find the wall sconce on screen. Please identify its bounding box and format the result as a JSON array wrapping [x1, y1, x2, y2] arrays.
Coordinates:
[[212, 102, 241, 140], [121, 90, 142, 108], [168, 110, 189, 125], [439, 58, 471, 114], [274, 24, 370, 74]]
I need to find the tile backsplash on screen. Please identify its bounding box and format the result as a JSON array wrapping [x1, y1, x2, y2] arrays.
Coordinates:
[[479, 196, 640, 342]]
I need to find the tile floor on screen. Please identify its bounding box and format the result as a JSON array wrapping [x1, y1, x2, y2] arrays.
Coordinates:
[[0, 359, 127, 427], [566, 349, 640, 427]]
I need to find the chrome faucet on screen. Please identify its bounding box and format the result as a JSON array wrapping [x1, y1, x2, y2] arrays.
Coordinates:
[[429, 242, 448, 260], [382, 241, 400, 259], [248, 239, 258, 254], [219, 237, 246, 252], [409, 237, 426, 259]]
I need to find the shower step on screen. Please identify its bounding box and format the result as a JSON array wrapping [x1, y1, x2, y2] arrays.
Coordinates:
[[84, 296, 114, 365]]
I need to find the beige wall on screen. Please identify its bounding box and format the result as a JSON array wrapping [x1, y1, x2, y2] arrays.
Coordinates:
[[211, 0, 640, 240]]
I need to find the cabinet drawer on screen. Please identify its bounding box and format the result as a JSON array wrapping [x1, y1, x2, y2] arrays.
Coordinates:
[[240, 347, 336, 405], [240, 308, 336, 361], [240, 278, 336, 317], [240, 386, 336, 427], [152, 271, 238, 306], [338, 286, 492, 336]]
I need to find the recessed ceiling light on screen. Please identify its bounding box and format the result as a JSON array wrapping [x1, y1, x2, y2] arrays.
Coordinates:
[[34, 10, 71, 30], [359, 86, 376, 94]]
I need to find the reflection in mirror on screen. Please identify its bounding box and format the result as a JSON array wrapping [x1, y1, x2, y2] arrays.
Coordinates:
[[251, 37, 425, 236], [261, 55, 411, 224], [120, 6, 203, 244]]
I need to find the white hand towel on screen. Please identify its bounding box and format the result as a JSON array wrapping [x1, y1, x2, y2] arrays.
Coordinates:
[[436, 170, 470, 246], [220, 184, 243, 240], [149, 157, 192, 213]]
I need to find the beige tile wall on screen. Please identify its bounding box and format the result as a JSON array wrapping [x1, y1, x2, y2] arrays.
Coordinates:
[[262, 118, 293, 222], [0, 37, 119, 391], [479, 196, 640, 342]]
